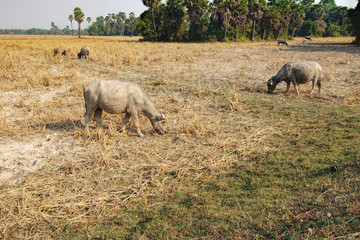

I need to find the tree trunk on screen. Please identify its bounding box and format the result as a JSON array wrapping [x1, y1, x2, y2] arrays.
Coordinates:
[[355, 35, 360, 45], [78, 23, 81, 38], [250, 19, 256, 41], [291, 27, 296, 37], [262, 29, 266, 40], [266, 31, 271, 40], [71, 22, 73, 36], [152, 8, 156, 34]]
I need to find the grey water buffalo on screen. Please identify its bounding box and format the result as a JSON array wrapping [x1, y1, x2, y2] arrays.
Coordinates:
[[267, 61, 322, 95], [278, 39, 288, 46], [303, 36, 313, 43], [78, 46, 90, 59], [83, 80, 165, 137]]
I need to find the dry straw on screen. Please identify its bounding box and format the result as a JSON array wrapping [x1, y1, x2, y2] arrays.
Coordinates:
[[0, 36, 359, 238]]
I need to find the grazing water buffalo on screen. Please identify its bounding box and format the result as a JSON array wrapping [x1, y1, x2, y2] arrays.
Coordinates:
[[267, 61, 322, 95], [78, 46, 90, 59], [278, 39, 288, 46], [83, 80, 165, 137]]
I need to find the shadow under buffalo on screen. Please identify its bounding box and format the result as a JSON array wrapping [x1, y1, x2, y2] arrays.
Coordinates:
[[42, 120, 84, 132], [239, 86, 268, 94], [42, 120, 152, 135]]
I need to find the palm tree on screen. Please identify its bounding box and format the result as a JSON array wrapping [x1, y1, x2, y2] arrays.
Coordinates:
[[87, 17, 92, 35], [117, 12, 127, 36], [142, 0, 162, 33], [184, 0, 210, 41], [51, 22, 58, 35], [112, 13, 117, 34], [261, 6, 281, 39], [248, 0, 266, 41], [105, 14, 112, 36], [74, 7, 84, 38], [231, 0, 249, 41], [214, 0, 232, 39], [214, 0, 248, 40], [129, 12, 136, 37], [290, 3, 305, 37], [276, 0, 292, 36], [68, 14, 74, 36]]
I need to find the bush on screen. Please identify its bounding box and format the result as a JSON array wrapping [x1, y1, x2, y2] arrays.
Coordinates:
[[297, 20, 317, 36], [325, 23, 341, 37]]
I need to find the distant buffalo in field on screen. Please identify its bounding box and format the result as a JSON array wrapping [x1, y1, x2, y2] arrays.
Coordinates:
[[303, 36, 313, 43], [78, 46, 90, 59], [278, 39, 288, 46], [53, 48, 60, 56]]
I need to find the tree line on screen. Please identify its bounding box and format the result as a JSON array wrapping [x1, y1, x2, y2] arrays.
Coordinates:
[[137, 0, 360, 42], [68, 7, 140, 37], [0, 7, 139, 37], [1, 1, 359, 44]]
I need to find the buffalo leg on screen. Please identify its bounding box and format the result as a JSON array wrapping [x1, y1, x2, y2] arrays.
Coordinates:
[[120, 113, 131, 132], [84, 105, 97, 129], [310, 79, 316, 94], [127, 107, 144, 137], [132, 114, 144, 138], [285, 82, 291, 93], [292, 80, 300, 95], [94, 107, 103, 127], [317, 80, 321, 94]]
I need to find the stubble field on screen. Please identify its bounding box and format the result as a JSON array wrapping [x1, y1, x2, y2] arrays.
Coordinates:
[[0, 35, 359, 239]]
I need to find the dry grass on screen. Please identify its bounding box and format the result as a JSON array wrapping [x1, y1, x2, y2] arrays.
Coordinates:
[[0, 35, 359, 239]]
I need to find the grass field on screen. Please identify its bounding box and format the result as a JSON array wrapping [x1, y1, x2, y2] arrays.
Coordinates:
[[0, 35, 359, 239]]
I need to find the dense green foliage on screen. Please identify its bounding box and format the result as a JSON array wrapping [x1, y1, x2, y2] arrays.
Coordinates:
[[348, 0, 360, 44], [88, 12, 139, 36], [137, 0, 355, 41], [0, 1, 358, 42]]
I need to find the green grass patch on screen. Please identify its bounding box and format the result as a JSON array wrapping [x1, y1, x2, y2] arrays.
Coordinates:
[[55, 94, 359, 239]]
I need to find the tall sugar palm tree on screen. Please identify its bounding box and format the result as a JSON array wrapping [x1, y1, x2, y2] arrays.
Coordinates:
[[129, 12, 136, 37], [68, 14, 74, 36], [112, 13, 117, 34], [105, 14, 112, 36], [87, 17, 92, 35], [248, 0, 266, 41], [142, 0, 162, 33], [231, 0, 249, 41], [214, 0, 232, 39], [74, 7, 84, 38], [117, 12, 127, 36], [290, 3, 305, 37]]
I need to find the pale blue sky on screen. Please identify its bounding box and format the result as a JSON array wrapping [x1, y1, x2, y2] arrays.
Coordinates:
[[0, 0, 357, 29]]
